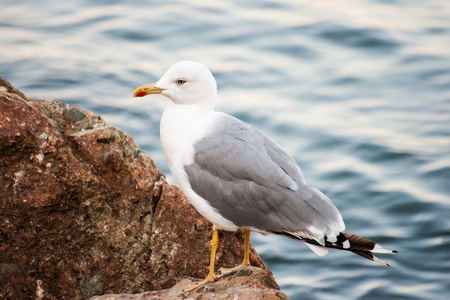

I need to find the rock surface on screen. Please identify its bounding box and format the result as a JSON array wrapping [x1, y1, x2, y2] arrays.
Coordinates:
[[0, 75, 285, 300], [91, 266, 287, 300]]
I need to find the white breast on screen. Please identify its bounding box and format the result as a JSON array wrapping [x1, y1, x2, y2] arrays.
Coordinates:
[[160, 101, 239, 231]]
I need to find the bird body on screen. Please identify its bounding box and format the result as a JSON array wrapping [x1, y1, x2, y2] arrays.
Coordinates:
[[133, 60, 396, 290], [161, 97, 345, 242]]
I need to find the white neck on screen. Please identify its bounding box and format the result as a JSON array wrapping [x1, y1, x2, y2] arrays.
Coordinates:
[[160, 101, 214, 169]]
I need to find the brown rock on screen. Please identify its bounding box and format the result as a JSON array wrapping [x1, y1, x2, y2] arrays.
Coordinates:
[[0, 75, 274, 300], [91, 266, 288, 300]]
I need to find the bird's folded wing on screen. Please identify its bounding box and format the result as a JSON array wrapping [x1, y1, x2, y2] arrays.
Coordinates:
[[184, 115, 343, 239]]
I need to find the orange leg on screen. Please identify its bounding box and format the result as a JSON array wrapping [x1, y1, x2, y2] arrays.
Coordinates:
[[185, 228, 219, 292], [219, 229, 251, 274], [241, 229, 251, 266]]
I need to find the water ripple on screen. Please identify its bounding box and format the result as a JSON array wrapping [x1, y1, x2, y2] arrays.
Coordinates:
[[1, 1, 449, 299]]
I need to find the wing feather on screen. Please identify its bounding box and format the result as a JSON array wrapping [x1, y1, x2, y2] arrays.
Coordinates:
[[185, 114, 344, 242]]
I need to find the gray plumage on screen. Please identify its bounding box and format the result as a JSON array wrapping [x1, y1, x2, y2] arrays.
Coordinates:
[[185, 113, 343, 242]]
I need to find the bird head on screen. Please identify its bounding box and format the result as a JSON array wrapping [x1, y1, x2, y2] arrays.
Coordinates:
[[133, 60, 217, 106]]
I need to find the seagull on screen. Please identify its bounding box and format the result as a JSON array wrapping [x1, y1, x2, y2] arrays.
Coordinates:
[[133, 60, 397, 291]]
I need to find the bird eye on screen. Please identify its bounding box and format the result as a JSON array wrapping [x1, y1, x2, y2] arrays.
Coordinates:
[[176, 79, 186, 85]]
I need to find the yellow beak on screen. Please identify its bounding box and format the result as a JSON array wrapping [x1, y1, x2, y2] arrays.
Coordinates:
[[133, 83, 164, 97]]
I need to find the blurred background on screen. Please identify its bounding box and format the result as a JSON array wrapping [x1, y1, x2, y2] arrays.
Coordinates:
[[1, 1, 449, 299]]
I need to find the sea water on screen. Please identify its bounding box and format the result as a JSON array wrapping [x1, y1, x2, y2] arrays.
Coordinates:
[[1, 1, 449, 299]]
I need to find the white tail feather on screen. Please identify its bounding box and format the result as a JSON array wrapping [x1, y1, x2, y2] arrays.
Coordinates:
[[302, 241, 329, 256], [372, 244, 397, 254]]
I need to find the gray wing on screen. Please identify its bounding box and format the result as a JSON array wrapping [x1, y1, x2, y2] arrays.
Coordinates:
[[185, 114, 344, 241]]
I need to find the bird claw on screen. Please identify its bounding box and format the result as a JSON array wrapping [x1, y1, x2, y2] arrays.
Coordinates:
[[183, 274, 218, 292], [219, 264, 247, 275]]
